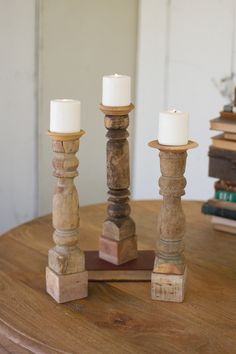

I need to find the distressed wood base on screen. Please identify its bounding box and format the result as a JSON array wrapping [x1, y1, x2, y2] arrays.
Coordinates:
[[85, 250, 154, 281], [151, 267, 187, 303], [46, 267, 88, 303], [48, 246, 85, 275], [99, 235, 138, 265]]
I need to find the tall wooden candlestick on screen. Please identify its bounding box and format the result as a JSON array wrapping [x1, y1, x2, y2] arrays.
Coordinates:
[[99, 104, 138, 265], [148, 140, 198, 302], [46, 130, 88, 303]]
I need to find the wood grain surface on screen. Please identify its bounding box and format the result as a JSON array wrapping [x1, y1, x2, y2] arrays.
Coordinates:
[[0, 201, 236, 353]]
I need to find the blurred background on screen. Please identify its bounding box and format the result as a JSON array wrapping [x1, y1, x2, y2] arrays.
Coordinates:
[[0, 0, 235, 234]]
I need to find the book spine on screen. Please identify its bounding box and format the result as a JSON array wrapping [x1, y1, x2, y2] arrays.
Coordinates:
[[215, 190, 236, 202], [207, 199, 236, 211], [202, 203, 236, 220], [208, 149, 236, 182], [214, 180, 236, 192]]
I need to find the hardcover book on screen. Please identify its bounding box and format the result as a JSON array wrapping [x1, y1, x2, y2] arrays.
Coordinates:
[[207, 198, 236, 211], [211, 216, 236, 235], [202, 202, 236, 220], [220, 111, 236, 120], [211, 134, 236, 152], [215, 180, 236, 192], [212, 215, 236, 227], [224, 132, 236, 141], [215, 191, 236, 202], [210, 118, 236, 133], [208, 146, 236, 181]]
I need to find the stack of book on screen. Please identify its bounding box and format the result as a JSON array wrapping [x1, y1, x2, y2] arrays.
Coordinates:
[[202, 95, 236, 234]]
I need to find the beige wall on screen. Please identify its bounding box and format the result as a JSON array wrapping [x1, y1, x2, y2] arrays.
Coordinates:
[[0, 0, 37, 234], [38, 0, 138, 215]]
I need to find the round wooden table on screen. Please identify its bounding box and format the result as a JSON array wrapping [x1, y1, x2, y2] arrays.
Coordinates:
[[0, 201, 236, 354]]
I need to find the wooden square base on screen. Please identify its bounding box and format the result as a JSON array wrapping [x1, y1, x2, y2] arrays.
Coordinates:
[[46, 267, 88, 303], [151, 267, 187, 303], [85, 250, 155, 281], [99, 235, 138, 265]]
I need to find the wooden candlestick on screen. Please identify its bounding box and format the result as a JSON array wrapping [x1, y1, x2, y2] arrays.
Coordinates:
[[148, 140, 198, 302], [46, 130, 88, 303], [99, 104, 138, 265]]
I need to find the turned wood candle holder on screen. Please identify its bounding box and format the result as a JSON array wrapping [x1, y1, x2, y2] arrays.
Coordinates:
[[148, 140, 198, 302], [46, 130, 88, 303], [99, 104, 138, 265]]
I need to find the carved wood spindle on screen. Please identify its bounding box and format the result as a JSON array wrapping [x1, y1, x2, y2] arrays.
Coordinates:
[[46, 130, 88, 303], [148, 140, 198, 302], [99, 104, 138, 265]]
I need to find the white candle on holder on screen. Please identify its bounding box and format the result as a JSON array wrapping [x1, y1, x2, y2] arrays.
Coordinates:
[[102, 74, 131, 107], [158, 109, 189, 146], [50, 99, 81, 133]]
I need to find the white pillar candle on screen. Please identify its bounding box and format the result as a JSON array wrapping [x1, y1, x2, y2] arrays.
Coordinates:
[[158, 109, 189, 146], [50, 99, 81, 133], [102, 74, 131, 107]]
